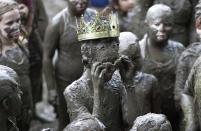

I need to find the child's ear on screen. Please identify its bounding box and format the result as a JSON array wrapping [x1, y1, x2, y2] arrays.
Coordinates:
[[2, 98, 9, 111]]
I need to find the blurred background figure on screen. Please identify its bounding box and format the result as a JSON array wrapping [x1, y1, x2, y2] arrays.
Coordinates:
[[110, 0, 135, 32], [14, 0, 34, 36], [153, 0, 192, 46], [130, 0, 153, 39], [15, 0, 48, 119], [90, 0, 109, 11], [28, 0, 48, 113], [110, 0, 154, 40]]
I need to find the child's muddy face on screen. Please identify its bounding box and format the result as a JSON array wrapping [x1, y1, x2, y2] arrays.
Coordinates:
[[0, 9, 21, 41]]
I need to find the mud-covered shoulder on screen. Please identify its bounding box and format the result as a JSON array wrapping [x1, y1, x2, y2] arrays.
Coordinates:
[[49, 8, 69, 31], [52, 8, 68, 23], [179, 42, 201, 62], [182, 56, 201, 96], [139, 34, 147, 59], [168, 40, 185, 53], [63, 77, 86, 101], [193, 55, 201, 69], [135, 72, 158, 85], [146, 73, 158, 85], [64, 76, 90, 121]]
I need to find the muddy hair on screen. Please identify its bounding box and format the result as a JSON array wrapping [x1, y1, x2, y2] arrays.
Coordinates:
[[119, 32, 142, 71], [0, 65, 21, 102], [131, 113, 172, 131], [120, 43, 142, 71], [145, 4, 174, 25]]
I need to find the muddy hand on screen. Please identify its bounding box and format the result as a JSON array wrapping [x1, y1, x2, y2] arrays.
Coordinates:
[[48, 89, 57, 105], [91, 62, 107, 91], [102, 62, 116, 81], [115, 55, 135, 83]]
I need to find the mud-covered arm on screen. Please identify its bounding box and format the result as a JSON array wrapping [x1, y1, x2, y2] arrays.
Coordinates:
[[120, 85, 129, 129], [30, 0, 48, 54], [181, 64, 198, 131], [181, 94, 197, 131], [64, 83, 106, 130], [64, 85, 92, 121], [26, 12, 34, 36], [35, 0, 48, 39], [32, 29, 43, 54], [42, 18, 60, 91], [174, 58, 189, 105], [151, 76, 161, 113], [25, 0, 34, 36], [91, 63, 106, 122], [92, 86, 105, 121]]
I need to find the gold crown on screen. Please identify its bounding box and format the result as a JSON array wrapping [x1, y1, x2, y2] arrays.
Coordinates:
[[0, 0, 18, 15], [76, 8, 120, 41]]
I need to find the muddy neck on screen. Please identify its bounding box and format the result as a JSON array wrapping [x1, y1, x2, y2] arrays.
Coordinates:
[[147, 37, 168, 49]]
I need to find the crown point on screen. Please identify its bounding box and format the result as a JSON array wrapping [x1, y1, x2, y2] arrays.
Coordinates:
[[77, 7, 119, 41]]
